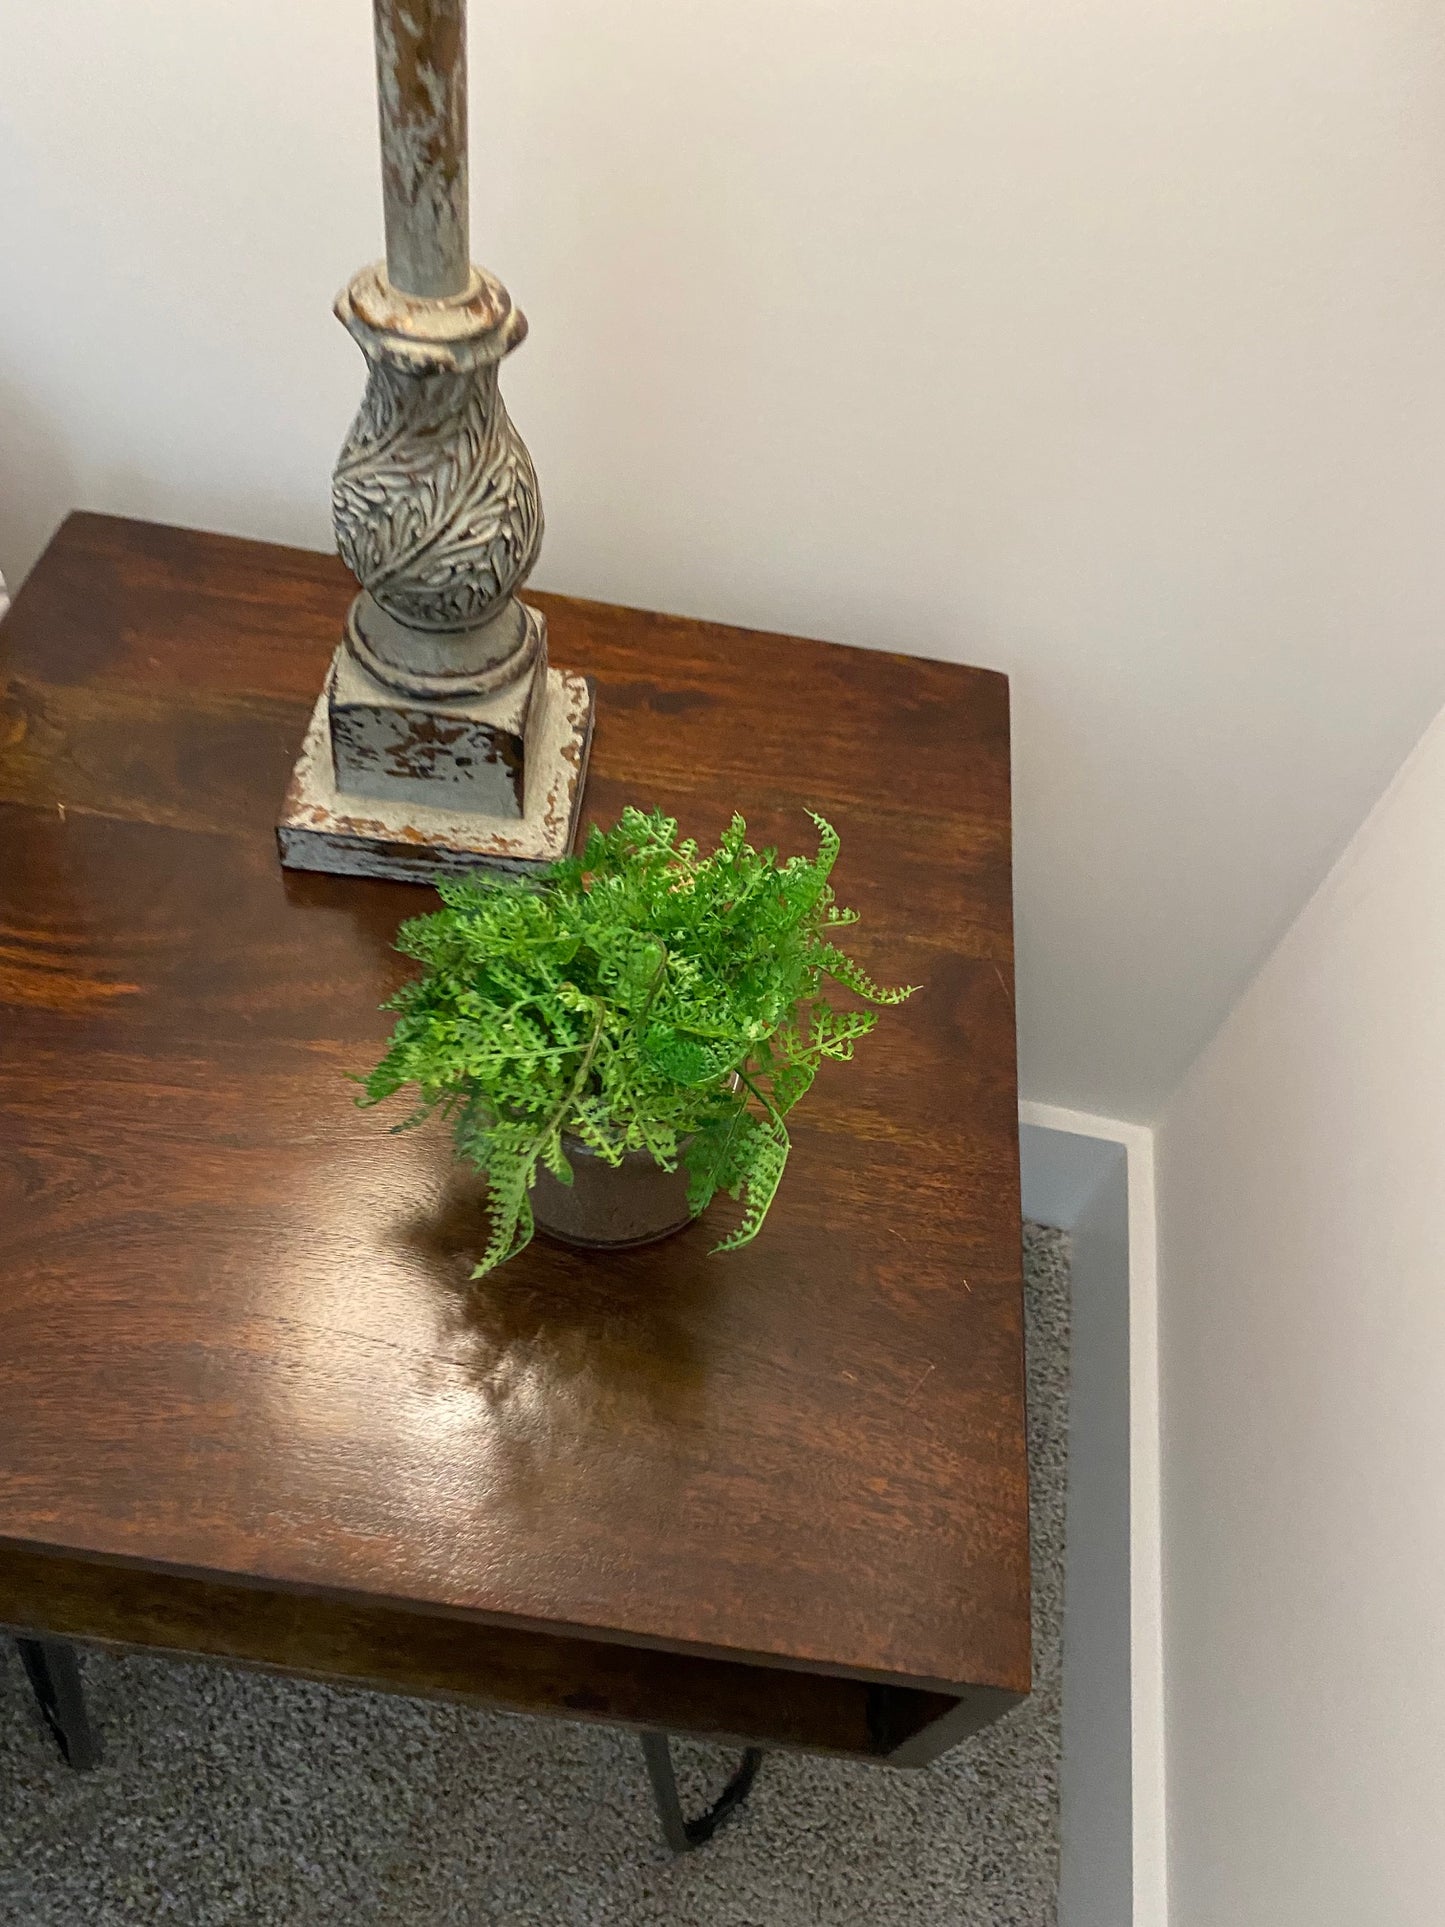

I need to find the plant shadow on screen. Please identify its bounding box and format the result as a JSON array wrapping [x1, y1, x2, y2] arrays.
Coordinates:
[[391, 1163, 720, 1437]]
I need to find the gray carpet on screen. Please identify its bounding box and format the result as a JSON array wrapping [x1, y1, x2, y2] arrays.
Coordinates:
[[0, 1225, 1070, 1927]]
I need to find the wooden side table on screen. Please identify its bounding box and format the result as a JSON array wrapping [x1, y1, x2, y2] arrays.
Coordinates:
[[0, 514, 1029, 1849]]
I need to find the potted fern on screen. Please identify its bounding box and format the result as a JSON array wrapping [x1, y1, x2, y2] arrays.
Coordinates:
[[360, 808, 914, 1275]]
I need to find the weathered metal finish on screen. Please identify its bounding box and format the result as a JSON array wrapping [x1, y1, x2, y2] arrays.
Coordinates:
[[278, 0, 598, 883], [373, 0, 469, 299], [277, 666, 594, 882]]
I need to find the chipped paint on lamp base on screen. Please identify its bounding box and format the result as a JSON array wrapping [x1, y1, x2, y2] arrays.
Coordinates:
[[277, 653, 594, 883], [329, 610, 544, 818]]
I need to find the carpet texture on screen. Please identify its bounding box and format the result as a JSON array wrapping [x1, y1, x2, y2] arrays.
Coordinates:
[[0, 1224, 1070, 1926]]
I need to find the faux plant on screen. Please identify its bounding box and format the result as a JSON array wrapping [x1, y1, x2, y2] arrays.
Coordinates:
[[359, 808, 916, 1275]]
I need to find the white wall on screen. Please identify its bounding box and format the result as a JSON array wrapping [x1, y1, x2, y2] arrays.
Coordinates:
[[5, 2, 1445, 1120], [1157, 697, 1445, 1925]]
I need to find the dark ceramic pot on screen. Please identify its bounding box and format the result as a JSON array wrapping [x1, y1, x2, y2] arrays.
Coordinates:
[[529, 1136, 698, 1251]]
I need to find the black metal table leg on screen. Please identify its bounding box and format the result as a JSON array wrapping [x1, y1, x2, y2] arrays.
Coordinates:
[[14, 1638, 101, 1771], [640, 1730, 762, 1853]]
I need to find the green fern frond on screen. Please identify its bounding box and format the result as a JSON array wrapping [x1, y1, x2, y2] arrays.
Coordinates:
[[711, 1112, 791, 1252], [813, 943, 918, 1006], [359, 810, 916, 1274]]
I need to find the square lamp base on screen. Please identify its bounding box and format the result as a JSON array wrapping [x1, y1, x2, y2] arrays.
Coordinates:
[[277, 662, 594, 884]]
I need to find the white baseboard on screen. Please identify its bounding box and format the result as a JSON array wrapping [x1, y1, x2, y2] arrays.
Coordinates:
[[1020, 1101, 1166, 1927]]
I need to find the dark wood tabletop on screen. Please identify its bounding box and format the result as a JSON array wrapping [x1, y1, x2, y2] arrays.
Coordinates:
[[0, 513, 1028, 1766]]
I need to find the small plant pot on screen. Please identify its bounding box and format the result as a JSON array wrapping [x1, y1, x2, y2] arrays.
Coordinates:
[[529, 1137, 698, 1251]]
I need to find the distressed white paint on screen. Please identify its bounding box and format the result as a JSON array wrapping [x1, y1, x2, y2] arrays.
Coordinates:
[[372, 0, 470, 298], [3, 1, 1445, 1119], [1156, 697, 1445, 1926], [278, 661, 592, 880]]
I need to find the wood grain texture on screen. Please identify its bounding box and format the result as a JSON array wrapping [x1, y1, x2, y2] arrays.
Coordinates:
[[0, 1542, 1017, 1764], [0, 513, 1029, 1761]]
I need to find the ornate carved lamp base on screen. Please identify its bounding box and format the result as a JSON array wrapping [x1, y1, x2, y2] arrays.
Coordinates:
[[277, 256, 595, 884], [278, 644, 593, 884]]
